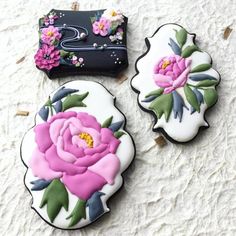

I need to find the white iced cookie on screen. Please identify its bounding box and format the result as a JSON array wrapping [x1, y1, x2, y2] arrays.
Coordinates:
[[131, 23, 220, 143], [21, 81, 135, 229]]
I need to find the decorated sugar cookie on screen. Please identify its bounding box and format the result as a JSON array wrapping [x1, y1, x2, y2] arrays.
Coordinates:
[[131, 23, 220, 143], [21, 81, 135, 229], [34, 9, 128, 79]]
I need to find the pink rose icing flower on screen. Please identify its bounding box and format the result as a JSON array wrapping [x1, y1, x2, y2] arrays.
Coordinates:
[[41, 25, 62, 45], [92, 17, 111, 36], [29, 111, 121, 200], [34, 44, 60, 70], [153, 55, 191, 94]]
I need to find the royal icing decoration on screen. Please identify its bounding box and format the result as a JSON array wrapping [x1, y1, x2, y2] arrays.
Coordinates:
[[34, 9, 128, 78], [21, 81, 135, 229], [131, 24, 220, 142], [91, 9, 124, 43]]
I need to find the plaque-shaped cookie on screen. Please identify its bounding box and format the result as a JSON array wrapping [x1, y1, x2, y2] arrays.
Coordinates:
[[131, 23, 220, 143], [34, 9, 128, 78], [21, 81, 135, 229]]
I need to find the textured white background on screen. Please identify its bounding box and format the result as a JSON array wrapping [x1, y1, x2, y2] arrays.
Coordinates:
[[0, 0, 236, 235]]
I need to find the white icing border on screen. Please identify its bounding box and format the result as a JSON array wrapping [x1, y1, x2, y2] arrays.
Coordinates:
[[131, 23, 220, 142], [21, 80, 135, 229]]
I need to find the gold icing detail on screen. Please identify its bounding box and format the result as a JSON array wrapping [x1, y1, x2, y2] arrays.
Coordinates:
[[111, 10, 117, 16], [99, 23, 104, 30], [162, 60, 171, 69], [79, 132, 93, 148], [47, 31, 54, 37]]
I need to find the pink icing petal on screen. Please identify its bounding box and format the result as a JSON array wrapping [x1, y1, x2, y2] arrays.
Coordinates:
[[48, 111, 77, 124], [153, 74, 173, 88], [177, 58, 186, 71], [29, 148, 62, 180], [88, 154, 120, 184], [34, 123, 53, 153], [165, 71, 175, 80], [69, 122, 82, 135], [62, 170, 107, 200], [49, 118, 66, 144], [173, 66, 191, 88], [45, 145, 87, 175], [77, 112, 101, 131], [185, 58, 192, 67], [100, 128, 121, 153], [82, 127, 101, 147], [100, 29, 108, 36], [163, 87, 175, 94], [72, 135, 87, 148], [84, 143, 107, 155], [63, 129, 85, 157], [75, 149, 110, 167], [172, 63, 181, 78], [56, 136, 77, 163]]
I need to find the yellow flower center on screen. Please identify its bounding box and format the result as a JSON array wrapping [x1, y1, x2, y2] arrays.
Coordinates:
[[47, 31, 54, 37], [111, 10, 117, 16], [162, 60, 171, 69], [99, 23, 104, 30], [79, 132, 93, 148]]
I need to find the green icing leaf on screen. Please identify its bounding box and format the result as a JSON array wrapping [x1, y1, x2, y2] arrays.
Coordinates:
[[62, 92, 89, 111], [191, 64, 211, 73], [175, 28, 187, 48], [40, 179, 69, 223], [52, 39, 59, 47], [90, 16, 96, 23], [184, 85, 200, 112], [204, 88, 218, 107], [102, 116, 113, 128], [149, 93, 173, 122], [196, 80, 218, 87], [114, 131, 125, 139], [66, 199, 86, 227], [181, 45, 200, 58], [60, 50, 70, 58], [145, 88, 164, 98]]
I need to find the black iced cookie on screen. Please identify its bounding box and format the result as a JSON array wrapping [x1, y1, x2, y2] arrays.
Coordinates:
[[34, 9, 128, 79]]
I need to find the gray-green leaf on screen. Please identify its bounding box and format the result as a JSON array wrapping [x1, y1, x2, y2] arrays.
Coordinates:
[[102, 116, 113, 128], [40, 179, 69, 223], [114, 131, 125, 139], [145, 88, 164, 98], [204, 89, 218, 107], [191, 64, 211, 73], [62, 92, 89, 111], [66, 199, 86, 227], [181, 45, 200, 58], [196, 80, 218, 87], [149, 93, 173, 122], [184, 85, 200, 112], [175, 28, 187, 48]]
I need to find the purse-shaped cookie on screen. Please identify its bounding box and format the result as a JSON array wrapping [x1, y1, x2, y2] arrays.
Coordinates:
[[131, 23, 220, 143], [34, 9, 128, 78], [21, 81, 135, 229]]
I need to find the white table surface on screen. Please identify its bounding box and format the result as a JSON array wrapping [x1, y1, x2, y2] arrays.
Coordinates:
[[1, 0, 236, 235]]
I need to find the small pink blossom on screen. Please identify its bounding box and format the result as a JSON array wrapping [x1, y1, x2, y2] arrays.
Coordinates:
[[34, 44, 60, 70], [92, 17, 111, 36], [41, 26, 61, 45], [153, 55, 191, 94]]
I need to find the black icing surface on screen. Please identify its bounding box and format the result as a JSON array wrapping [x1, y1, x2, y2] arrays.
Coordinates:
[[36, 9, 128, 79]]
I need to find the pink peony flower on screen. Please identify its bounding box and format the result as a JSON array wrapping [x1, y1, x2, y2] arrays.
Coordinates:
[[34, 44, 60, 70], [41, 26, 61, 45], [29, 112, 121, 200], [153, 55, 192, 94], [92, 17, 111, 36]]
